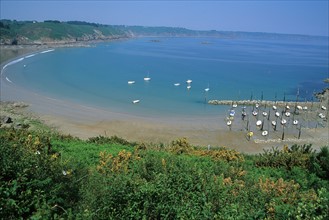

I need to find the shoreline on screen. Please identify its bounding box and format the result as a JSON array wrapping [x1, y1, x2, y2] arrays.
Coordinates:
[[1, 45, 328, 153]]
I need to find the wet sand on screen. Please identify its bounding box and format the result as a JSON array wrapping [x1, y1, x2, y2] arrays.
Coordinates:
[[1, 47, 328, 153]]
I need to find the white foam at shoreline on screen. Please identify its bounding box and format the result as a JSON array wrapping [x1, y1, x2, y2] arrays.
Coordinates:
[[40, 49, 55, 54], [1, 57, 25, 76], [5, 77, 13, 83], [1, 49, 55, 78], [25, 54, 37, 58]]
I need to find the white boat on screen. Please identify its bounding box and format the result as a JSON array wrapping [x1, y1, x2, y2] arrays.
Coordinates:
[[262, 112, 268, 117], [319, 113, 326, 119], [252, 111, 258, 116], [128, 81, 135, 84], [297, 105, 302, 110], [272, 105, 277, 110], [303, 106, 308, 110], [285, 105, 290, 110], [227, 120, 232, 126], [187, 85, 191, 90], [229, 110, 235, 117], [174, 83, 180, 86], [232, 104, 237, 108], [321, 106, 327, 110], [186, 79, 192, 84], [285, 112, 291, 117], [293, 120, 298, 125], [144, 72, 151, 81], [204, 83, 210, 92], [256, 120, 262, 126], [275, 112, 280, 117], [271, 121, 276, 126], [132, 100, 140, 104], [281, 119, 287, 125], [262, 131, 268, 136]]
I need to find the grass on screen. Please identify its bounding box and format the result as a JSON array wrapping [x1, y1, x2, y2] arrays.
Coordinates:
[[51, 137, 134, 166]]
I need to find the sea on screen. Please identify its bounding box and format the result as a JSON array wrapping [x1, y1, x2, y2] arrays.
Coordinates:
[[2, 36, 328, 119]]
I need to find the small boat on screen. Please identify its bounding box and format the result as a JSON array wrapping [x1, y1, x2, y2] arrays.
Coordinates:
[[303, 106, 308, 110], [262, 112, 268, 117], [144, 72, 151, 81], [252, 111, 258, 116], [321, 106, 327, 110], [285, 112, 291, 117], [285, 105, 290, 110], [293, 120, 298, 125], [319, 113, 326, 119], [227, 120, 232, 126], [204, 87, 210, 92], [132, 100, 140, 104], [272, 105, 277, 110], [232, 104, 238, 108], [187, 85, 191, 90], [271, 121, 276, 126], [297, 105, 302, 110], [256, 120, 262, 126], [229, 110, 235, 117], [255, 103, 259, 109], [275, 112, 280, 117], [174, 83, 180, 86], [281, 119, 287, 125], [128, 81, 135, 84], [186, 79, 192, 84], [242, 111, 247, 117], [262, 130, 268, 136]]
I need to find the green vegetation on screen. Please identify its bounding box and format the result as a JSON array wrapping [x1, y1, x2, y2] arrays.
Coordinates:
[[2, 19, 324, 45], [1, 126, 328, 219], [0, 20, 127, 44]]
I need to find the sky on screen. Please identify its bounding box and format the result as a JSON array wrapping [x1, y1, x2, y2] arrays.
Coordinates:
[[1, 0, 328, 36]]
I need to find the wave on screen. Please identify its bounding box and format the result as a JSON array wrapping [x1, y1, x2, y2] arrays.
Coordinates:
[[40, 49, 55, 54], [1, 57, 25, 74], [25, 53, 37, 58], [5, 77, 13, 83]]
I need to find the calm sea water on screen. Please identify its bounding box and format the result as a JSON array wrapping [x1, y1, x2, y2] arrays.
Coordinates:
[[4, 37, 328, 118]]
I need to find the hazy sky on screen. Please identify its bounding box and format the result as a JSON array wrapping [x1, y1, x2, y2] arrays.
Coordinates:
[[1, 1, 328, 36]]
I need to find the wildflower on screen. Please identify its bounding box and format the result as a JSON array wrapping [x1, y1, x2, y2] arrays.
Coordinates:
[[51, 153, 58, 159], [35, 150, 41, 155], [161, 158, 166, 167]]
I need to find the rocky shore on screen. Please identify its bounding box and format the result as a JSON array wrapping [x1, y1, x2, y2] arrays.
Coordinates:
[[0, 101, 35, 130]]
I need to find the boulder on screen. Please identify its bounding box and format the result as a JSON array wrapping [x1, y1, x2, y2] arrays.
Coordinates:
[[3, 116, 12, 124]]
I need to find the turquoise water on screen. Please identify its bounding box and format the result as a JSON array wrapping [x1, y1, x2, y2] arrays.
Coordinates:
[[3, 37, 328, 118]]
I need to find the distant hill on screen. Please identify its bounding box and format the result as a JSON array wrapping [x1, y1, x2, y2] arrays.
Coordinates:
[[0, 19, 326, 45]]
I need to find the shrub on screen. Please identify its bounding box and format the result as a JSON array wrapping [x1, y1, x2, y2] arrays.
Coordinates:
[[87, 135, 133, 146], [309, 146, 329, 180], [255, 144, 313, 170]]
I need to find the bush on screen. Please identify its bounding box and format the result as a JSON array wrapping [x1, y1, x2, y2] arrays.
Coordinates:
[[309, 146, 329, 180], [0, 128, 81, 219], [87, 135, 134, 146], [255, 144, 313, 170]]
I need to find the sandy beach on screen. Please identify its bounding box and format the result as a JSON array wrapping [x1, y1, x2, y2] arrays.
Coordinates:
[[1, 46, 328, 153]]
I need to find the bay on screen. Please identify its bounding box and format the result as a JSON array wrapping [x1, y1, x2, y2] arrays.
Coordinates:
[[4, 36, 328, 118]]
